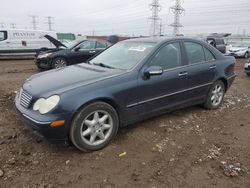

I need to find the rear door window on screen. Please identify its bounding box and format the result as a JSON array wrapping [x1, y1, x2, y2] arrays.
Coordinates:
[[204, 47, 215, 61], [184, 42, 205, 64]]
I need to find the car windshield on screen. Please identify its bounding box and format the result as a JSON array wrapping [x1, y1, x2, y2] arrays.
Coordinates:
[[63, 40, 82, 48], [89, 41, 156, 70], [233, 43, 249, 47]]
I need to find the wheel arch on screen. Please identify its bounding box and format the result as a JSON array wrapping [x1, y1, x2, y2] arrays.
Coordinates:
[[70, 97, 121, 126], [217, 77, 228, 92], [67, 97, 121, 143]]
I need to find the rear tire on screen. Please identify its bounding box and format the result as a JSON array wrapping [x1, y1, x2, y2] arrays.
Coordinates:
[[70, 102, 119, 152], [204, 80, 225, 109], [52, 57, 67, 69]]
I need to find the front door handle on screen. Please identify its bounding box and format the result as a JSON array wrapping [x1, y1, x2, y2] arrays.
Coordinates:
[[209, 65, 217, 70], [89, 50, 96, 54], [178, 72, 188, 77]]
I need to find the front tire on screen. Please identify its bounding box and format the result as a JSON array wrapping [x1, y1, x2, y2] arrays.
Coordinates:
[[204, 80, 225, 109], [70, 102, 119, 152], [52, 57, 67, 69]]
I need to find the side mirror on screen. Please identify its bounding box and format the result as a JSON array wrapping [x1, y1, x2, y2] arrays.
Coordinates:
[[74, 47, 81, 52], [144, 66, 163, 77]]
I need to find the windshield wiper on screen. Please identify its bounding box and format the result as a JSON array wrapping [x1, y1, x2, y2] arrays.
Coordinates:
[[92, 62, 115, 69]]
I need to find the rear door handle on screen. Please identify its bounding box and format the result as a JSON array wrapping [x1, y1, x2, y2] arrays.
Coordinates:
[[89, 50, 96, 53], [209, 65, 217, 70], [178, 72, 188, 77]]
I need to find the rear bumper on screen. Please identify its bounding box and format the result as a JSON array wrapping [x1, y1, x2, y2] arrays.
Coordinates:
[[15, 94, 72, 144]]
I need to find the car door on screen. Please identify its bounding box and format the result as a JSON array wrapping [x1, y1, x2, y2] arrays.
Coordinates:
[[70, 41, 96, 64], [183, 41, 217, 101], [137, 41, 189, 115]]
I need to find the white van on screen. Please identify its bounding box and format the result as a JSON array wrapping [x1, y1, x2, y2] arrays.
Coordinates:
[[0, 29, 57, 56]]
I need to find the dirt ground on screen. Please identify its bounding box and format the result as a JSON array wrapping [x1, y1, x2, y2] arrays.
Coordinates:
[[0, 58, 250, 188]]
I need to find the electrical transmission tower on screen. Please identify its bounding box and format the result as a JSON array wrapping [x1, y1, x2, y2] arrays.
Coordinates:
[[169, 0, 185, 35], [149, 0, 161, 36], [45, 16, 54, 31], [29, 15, 38, 30]]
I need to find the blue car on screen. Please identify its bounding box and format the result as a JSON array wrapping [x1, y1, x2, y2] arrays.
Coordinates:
[[15, 37, 236, 151]]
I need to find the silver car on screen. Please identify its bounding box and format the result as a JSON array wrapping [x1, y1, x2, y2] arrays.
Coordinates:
[[227, 43, 250, 58]]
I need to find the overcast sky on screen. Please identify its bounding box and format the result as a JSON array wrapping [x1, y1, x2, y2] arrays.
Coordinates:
[[1, 0, 249, 36]]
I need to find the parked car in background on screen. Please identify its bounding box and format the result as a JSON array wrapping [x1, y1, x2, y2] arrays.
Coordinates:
[[35, 35, 111, 70], [206, 37, 226, 54], [205, 33, 231, 54], [16, 37, 236, 151], [244, 58, 250, 76], [227, 43, 250, 58]]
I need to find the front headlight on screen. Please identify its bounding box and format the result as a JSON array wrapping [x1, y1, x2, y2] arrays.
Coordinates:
[[37, 53, 52, 59], [33, 95, 60, 114]]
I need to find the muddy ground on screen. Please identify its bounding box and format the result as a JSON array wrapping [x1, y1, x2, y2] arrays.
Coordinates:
[[0, 59, 250, 188]]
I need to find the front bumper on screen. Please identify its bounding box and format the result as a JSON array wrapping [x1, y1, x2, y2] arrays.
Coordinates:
[[228, 51, 245, 57], [15, 94, 72, 144], [35, 57, 52, 69]]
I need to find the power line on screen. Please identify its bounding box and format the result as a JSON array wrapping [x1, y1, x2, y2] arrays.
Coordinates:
[[29, 15, 38, 30], [148, 0, 161, 36], [169, 0, 185, 35], [45, 16, 54, 31]]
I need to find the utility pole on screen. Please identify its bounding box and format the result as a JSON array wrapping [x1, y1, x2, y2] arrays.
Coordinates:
[[169, 0, 185, 36], [149, 0, 161, 36], [45, 16, 54, 31], [10, 23, 16, 29], [29, 15, 38, 30], [159, 21, 164, 36]]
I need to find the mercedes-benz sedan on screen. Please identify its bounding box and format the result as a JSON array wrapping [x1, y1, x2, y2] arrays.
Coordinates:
[[15, 37, 236, 151]]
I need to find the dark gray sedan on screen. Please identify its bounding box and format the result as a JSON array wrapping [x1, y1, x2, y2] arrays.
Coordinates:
[[16, 37, 236, 151]]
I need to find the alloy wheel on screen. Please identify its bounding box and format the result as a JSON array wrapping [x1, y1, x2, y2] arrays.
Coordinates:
[[54, 58, 67, 68], [80, 110, 113, 146], [210, 84, 223, 107]]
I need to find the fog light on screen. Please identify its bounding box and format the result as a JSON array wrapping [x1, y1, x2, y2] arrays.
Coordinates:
[[50, 120, 65, 127]]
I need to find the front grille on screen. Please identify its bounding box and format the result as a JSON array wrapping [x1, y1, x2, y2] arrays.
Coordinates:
[[20, 89, 32, 108]]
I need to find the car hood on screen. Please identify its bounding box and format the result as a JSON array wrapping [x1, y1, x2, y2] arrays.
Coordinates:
[[23, 63, 125, 97], [44, 34, 67, 48]]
